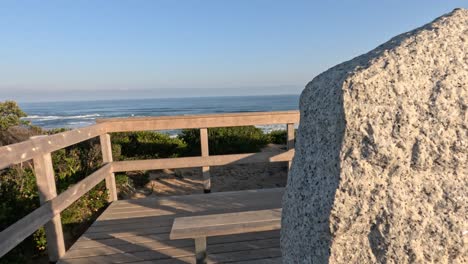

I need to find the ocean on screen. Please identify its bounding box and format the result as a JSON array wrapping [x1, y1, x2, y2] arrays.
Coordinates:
[[20, 95, 300, 133]]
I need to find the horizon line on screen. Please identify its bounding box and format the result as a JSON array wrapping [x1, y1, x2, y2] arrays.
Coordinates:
[[16, 93, 301, 104]]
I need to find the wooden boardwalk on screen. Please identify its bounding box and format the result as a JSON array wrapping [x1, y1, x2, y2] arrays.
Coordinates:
[[58, 188, 283, 264], [0, 112, 297, 262]]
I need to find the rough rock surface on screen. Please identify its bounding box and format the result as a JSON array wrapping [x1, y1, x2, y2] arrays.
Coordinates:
[[281, 8, 467, 263]]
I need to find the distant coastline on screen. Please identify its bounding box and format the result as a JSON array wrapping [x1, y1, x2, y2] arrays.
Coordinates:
[[19, 94, 300, 131]]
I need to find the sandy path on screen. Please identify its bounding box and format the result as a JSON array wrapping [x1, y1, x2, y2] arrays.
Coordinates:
[[121, 144, 289, 198]]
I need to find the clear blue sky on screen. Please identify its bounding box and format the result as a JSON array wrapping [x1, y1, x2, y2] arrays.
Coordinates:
[[0, 0, 466, 102]]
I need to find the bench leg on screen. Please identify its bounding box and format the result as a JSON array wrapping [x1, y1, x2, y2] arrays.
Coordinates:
[[195, 237, 207, 264]]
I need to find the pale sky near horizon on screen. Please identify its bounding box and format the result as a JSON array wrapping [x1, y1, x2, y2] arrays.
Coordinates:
[[1, 0, 466, 102]]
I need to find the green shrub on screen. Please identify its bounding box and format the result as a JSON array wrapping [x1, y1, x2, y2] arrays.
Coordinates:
[[50, 136, 103, 189], [51, 138, 108, 245], [0, 100, 42, 146], [111, 131, 187, 160], [32, 228, 47, 252], [180, 126, 269, 155], [115, 173, 131, 186], [60, 181, 107, 243], [0, 100, 29, 130], [267, 130, 287, 145], [0, 136, 108, 263], [114, 173, 138, 199], [0, 166, 42, 264], [0, 102, 110, 263], [0, 101, 289, 263]]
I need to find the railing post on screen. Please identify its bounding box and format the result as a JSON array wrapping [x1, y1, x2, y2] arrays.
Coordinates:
[[287, 123, 295, 172], [31, 137, 66, 262], [200, 128, 211, 193], [100, 134, 117, 202]]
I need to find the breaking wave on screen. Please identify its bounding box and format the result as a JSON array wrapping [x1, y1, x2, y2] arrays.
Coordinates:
[[23, 114, 101, 121]]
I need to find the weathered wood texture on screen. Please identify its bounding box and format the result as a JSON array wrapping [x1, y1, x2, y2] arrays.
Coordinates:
[[58, 188, 284, 263], [171, 208, 281, 264], [100, 134, 117, 202], [0, 124, 107, 170], [0, 111, 299, 171], [32, 151, 66, 261], [170, 208, 281, 239], [111, 150, 294, 172], [0, 164, 112, 257], [97, 111, 300, 132], [0, 111, 298, 259], [200, 128, 211, 193], [0, 112, 299, 171]]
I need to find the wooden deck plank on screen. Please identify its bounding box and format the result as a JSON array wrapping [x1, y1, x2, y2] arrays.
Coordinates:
[[65, 234, 280, 258], [159, 247, 282, 264], [131, 239, 278, 261], [107, 188, 283, 206], [59, 188, 283, 263], [97, 189, 282, 221], [60, 243, 280, 264], [105, 189, 283, 210], [230, 257, 282, 264], [73, 230, 279, 250]]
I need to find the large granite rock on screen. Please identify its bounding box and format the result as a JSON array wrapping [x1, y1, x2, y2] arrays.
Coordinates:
[[281, 8, 467, 263]]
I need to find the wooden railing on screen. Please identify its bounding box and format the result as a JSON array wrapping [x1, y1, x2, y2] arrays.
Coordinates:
[[0, 111, 299, 262]]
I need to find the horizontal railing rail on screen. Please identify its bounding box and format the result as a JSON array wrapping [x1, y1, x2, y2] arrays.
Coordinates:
[[0, 111, 299, 261], [0, 164, 112, 257], [0, 123, 108, 170], [111, 150, 295, 172], [96, 111, 299, 132]]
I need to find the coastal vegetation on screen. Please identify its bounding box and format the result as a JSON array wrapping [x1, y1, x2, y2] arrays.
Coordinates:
[[0, 100, 290, 263]]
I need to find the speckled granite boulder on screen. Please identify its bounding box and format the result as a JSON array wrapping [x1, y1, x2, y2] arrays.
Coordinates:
[[281, 8, 467, 263]]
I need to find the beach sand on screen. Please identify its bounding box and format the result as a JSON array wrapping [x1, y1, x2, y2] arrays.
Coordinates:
[[119, 144, 289, 199]]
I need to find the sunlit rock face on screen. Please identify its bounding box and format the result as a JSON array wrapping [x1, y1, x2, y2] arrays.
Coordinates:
[[281, 8, 467, 263]]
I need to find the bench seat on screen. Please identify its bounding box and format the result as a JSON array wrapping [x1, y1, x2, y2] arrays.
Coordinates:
[[170, 208, 282, 263]]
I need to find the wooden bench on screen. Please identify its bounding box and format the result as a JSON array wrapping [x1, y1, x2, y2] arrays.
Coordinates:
[[170, 208, 282, 264]]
